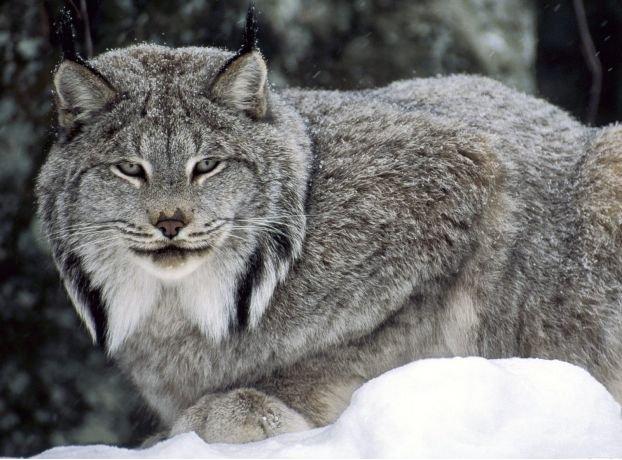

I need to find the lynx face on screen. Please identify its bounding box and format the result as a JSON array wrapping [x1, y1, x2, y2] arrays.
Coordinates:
[[70, 110, 266, 281], [37, 45, 311, 351]]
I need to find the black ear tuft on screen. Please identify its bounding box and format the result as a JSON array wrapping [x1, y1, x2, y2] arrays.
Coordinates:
[[241, 4, 258, 54], [54, 4, 83, 63]]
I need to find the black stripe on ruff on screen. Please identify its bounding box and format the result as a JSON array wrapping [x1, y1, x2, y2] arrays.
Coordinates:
[[63, 252, 107, 348], [234, 246, 264, 330]]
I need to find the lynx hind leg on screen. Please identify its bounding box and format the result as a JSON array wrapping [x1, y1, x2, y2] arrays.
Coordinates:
[[169, 388, 312, 444], [577, 125, 622, 397], [578, 125, 622, 246]]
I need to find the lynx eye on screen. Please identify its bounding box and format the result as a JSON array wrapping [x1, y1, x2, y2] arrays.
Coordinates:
[[192, 159, 221, 177], [116, 161, 146, 179]]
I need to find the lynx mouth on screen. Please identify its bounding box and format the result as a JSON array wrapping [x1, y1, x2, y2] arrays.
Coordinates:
[[130, 245, 211, 279], [130, 245, 211, 263]]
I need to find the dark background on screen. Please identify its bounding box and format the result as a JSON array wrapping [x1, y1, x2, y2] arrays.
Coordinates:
[[1, 0, 621, 456]]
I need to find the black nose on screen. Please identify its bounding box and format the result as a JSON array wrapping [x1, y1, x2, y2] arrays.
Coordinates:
[[155, 219, 185, 239]]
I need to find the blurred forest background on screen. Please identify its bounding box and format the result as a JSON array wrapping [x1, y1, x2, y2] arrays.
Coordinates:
[[1, 0, 621, 456]]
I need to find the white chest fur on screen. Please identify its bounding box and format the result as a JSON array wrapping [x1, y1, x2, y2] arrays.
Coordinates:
[[81, 246, 246, 354]]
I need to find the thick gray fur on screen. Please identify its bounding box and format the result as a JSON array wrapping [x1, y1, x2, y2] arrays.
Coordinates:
[[37, 43, 622, 443]]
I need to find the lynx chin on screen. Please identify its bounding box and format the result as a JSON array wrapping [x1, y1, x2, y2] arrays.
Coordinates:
[[37, 9, 622, 444]]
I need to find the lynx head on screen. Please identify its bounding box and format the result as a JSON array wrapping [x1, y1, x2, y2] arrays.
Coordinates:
[[36, 11, 311, 354]]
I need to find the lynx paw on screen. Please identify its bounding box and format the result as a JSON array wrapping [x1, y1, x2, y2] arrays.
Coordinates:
[[169, 388, 312, 444]]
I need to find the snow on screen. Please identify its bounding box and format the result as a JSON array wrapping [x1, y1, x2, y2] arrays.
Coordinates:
[[35, 357, 622, 458]]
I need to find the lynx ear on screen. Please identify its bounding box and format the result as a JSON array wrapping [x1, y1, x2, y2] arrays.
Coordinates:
[[210, 50, 269, 119], [53, 60, 117, 129], [210, 6, 268, 119]]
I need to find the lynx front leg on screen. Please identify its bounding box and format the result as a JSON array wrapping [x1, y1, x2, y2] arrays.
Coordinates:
[[169, 388, 313, 444]]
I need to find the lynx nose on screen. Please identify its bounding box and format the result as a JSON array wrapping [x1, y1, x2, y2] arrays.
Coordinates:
[[154, 209, 188, 239], [155, 219, 185, 239]]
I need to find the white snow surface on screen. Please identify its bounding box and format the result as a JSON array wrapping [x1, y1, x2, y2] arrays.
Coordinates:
[[36, 357, 622, 458]]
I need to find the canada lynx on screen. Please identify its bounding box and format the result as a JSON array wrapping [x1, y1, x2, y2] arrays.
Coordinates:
[[37, 10, 622, 444]]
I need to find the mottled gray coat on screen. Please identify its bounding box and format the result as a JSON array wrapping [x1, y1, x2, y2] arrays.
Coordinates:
[[37, 42, 622, 443]]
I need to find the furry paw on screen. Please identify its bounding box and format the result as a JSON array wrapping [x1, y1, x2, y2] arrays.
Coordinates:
[[169, 388, 312, 443]]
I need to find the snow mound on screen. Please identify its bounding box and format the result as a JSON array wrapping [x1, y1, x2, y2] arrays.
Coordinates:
[[36, 358, 622, 458]]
